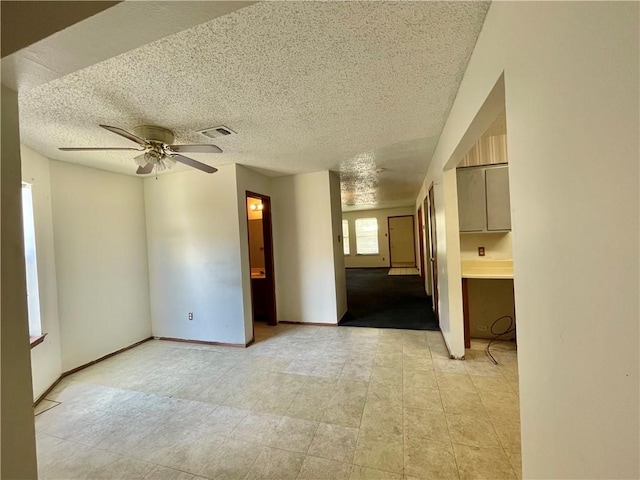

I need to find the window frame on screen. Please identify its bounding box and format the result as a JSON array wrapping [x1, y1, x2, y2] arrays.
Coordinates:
[[22, 182, 43, 341], [342, 219, 350, 256], [354, 217, 379, 255]]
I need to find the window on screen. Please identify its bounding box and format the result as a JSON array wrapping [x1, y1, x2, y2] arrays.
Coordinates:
[[355, 218, 379, 255], [22, 183, 42, 338], [342, 220, 350, 255]]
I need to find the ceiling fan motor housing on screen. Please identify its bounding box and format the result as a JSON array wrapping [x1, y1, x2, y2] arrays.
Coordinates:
[[133, 125, 175, 144]]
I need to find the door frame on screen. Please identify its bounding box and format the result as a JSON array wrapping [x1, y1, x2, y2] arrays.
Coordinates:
[[246, 191, 277, 327], [387, 214, 416, 268], [417, 206, 426, 279], [427, 184, 439, 320]]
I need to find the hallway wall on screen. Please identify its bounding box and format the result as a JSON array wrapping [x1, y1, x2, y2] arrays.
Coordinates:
[[21, 146, 63, 400], [416, 2, 639, 478], [0, 84, 38, 480]]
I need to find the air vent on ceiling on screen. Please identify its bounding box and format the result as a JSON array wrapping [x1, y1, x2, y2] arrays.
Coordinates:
[[198, 125, 236, 139]]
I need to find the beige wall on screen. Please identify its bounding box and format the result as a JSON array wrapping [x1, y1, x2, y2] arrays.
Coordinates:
[[342, 206, 415, 268], [51, 161, 152, 371], [145, 165, 247, 344], [1, 85, 38, 479], [272, 171, 342, 324], [248, 220, 265, 269], [415, 2, 639, 478], [459, 232, 512, 260], [467, 279, 515, 340]]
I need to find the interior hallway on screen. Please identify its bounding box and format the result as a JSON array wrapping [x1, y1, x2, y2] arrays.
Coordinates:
[[339, 268, 439, 331], [35, 324, 520, 479]]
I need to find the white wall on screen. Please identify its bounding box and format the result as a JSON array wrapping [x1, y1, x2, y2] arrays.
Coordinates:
[[329, 171, 347, 320], [0, 85, 38, 479], [272, 171, 340, 324], [144, 165, 247, 345], [416, 3, 639, 478], [235, 165, 273, 342], [342, 206, 415, 268], [50, 161, 152, 371], [21, 146, 63, 400]]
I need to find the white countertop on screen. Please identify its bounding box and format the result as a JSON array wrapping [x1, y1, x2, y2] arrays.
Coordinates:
[[461, 260, 513, 279]]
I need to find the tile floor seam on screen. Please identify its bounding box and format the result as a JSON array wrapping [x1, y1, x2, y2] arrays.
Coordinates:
[[401, 355, 406, 477], [238, 444, 266, 480]]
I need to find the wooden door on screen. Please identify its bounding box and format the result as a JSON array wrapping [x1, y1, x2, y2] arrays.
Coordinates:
[[424, 197, 433, 294], [427, 185, 439, 319], [417, 207, 426, 279], [388, 215, 416, 267]]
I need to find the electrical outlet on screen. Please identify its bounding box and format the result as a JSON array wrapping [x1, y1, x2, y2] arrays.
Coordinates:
[[478, 247, 485, 256], [188, 312, 193, 321], [477, 325, 488, 331]]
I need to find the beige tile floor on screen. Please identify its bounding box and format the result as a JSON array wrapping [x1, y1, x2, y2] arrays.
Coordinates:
[[387, 268, 420, 276], [36, 324, 520, 480]]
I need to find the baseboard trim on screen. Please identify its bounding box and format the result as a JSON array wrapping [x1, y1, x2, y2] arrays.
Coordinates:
[[279, 321, 338, 327], [156, 336, 249, 348], [33, 336, 154, 407]]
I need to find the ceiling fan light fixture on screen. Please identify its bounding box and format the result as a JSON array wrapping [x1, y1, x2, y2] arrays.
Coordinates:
[[155, 155, 177, 171], [134, 154, 147, 167]]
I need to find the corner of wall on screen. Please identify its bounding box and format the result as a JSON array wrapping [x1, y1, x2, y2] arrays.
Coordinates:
[[1, 84, 38, 479]]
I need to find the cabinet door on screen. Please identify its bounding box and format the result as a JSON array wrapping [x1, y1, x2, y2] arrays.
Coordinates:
[[457, 168, 486, 232], [486, 166, 511, 231]]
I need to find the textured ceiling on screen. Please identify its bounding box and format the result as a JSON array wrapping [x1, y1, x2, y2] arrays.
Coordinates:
[[16, 1, 490, 210]]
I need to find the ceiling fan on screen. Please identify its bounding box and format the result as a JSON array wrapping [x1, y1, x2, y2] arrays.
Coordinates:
[[59, 124, 221, 174]]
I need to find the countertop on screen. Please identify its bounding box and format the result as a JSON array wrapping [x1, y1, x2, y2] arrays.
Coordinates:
[[251, 268, 266, 279], [461, 260, 513, 279]]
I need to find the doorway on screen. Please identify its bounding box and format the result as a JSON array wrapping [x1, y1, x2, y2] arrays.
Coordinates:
[[246, 192, 277, 326], [427, 184, 439, 320], [388, 215, 416, 267]]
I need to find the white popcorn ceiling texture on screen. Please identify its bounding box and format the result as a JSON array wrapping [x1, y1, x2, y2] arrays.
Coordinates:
[[19, 1, 490, 209]]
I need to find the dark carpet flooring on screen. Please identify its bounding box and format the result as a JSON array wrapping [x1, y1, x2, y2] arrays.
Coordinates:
[[339, 268, 440, 331]]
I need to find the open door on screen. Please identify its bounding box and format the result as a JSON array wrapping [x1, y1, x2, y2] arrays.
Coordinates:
[[427, 184, 439, 320], [246, 192, 277, 326], [388, 215, 416, 267]]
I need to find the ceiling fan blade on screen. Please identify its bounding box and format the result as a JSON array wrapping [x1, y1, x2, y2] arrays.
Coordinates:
[[167, 144, 223, 153], [171, 154, 218, 174], [100, 124, 148, 147], [59, 147, 143, 151], [136, 163, 154, 175]]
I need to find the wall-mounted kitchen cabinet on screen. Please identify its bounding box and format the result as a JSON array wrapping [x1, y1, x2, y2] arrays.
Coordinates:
[[457, 164, 511, 232]]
